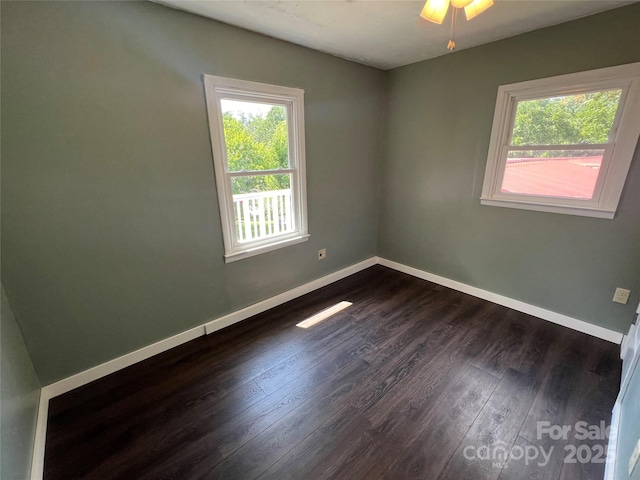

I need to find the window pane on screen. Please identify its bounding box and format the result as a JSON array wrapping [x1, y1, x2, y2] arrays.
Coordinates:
[[511, 90, 622, 146], [231, 174, 294, 242], [501, 150, 604, 199], [221, 99, 289, 172]]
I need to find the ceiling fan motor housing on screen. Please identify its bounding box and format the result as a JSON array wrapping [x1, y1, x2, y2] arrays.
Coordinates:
[[451, 0, 474, 9]]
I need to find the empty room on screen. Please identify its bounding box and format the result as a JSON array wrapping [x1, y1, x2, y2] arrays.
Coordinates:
[[2, 1, 640, 479]]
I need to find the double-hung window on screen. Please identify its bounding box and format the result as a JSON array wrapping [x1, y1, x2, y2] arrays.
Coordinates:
[[481, 63, 640, 219], [203, 75, 308, 261]]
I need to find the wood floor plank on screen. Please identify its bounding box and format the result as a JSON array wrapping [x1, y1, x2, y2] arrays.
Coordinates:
[[263, 326, 473, 480], [46, 271, 369, 419], [256, 413, 374, 480], [558, 374, 619, 480], [437, 367, 542, 480], [353, 322, 458, 412], [313, 317, 500, 480], [499, 375, 603, 480], [498, 435, 559, 480], [375, 366, 501, 479], [43, 266, 621, 480], [472, 308, 536, 378], [315, 365, 500, 480], [220, 308, 460, 480], [97, 328, 374, 479], [520, 332, 594, 445], [253, 313, 363, 395], [45, 312, 356, 468], [500, 346, 598, 480], [212, 359, 373, 461], [199, 361, 375, 480], [48, 301, 363, 436]]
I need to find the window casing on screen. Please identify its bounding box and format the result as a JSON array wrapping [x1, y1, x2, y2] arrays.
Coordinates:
[[480, 63, 640, 219], [203, 75, 308, 261]]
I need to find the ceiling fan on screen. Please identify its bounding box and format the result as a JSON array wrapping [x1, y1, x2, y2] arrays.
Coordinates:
[[420, 0, 494, 50]]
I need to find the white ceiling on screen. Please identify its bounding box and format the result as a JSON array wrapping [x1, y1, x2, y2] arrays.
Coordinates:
[[153, 0, 637, 70]]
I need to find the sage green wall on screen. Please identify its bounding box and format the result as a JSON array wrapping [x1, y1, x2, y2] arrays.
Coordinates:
[[1, 286, 41, 480], [1, 1, 385, 384], [379, 5, 640, 334], [3, 1, 639, 386]]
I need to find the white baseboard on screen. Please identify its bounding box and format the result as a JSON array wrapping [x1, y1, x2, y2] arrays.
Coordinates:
[[204, 257, 378, 335], [29, 390, 49, 480], [29, 256, 376, 480], [30, 254, 622, 480], [376, 257, 623, 344], [44, 325, 207, 399]]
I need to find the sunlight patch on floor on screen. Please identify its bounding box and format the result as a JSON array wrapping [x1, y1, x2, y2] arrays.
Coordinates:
[[296, 301, 353, 329]]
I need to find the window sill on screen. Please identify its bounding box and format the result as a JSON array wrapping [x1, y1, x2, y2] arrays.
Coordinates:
[[480, 197, 615, 219], [224, 234, 310, 263]]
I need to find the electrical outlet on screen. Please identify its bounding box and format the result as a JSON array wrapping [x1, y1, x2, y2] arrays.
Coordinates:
[[318, 248, 327, 260], [629, 438, 640, 476], [613, 288, 631, 304]]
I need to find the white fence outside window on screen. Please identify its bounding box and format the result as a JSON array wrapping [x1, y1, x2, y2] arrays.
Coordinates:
[[233, 189, 294, 242]]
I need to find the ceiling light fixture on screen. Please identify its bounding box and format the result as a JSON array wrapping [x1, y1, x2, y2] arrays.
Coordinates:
[[420, 0, 493, 51]]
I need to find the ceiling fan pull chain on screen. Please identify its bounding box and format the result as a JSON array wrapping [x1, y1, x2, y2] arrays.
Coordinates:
[[448, 7, 457, 50]]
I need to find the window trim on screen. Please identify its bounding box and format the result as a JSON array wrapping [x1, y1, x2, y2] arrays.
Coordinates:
[[203, 75, 309, 262], [480, 63, 640, 219]]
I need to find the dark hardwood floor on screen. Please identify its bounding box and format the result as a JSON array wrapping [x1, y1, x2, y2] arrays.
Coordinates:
[[44, 266, 621, 480]]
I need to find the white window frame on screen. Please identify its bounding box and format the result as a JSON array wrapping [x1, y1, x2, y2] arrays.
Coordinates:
[[203, 75, 309, 262], [480, 63, 640, 219]]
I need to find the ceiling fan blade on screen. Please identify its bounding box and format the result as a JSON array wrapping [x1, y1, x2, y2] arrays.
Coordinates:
[[465, 0, 493, 21], [420, 0, 450, 24]]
